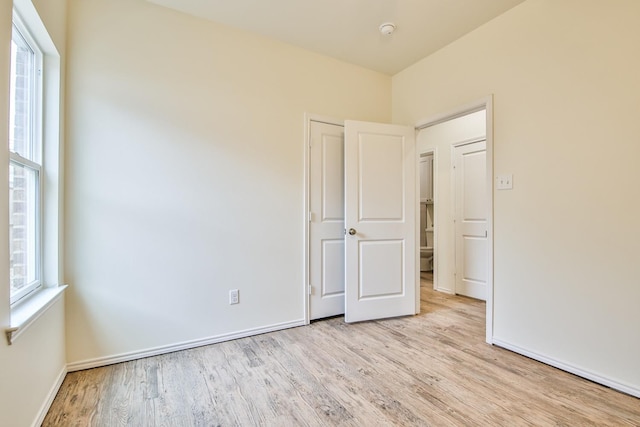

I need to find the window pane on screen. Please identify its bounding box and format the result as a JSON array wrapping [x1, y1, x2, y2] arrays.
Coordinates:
[[10, 162, 38, 299], [9, 25, 35, 160]]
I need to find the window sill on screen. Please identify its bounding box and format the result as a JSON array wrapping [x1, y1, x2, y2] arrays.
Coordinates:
[[6, 285, 68, 345]]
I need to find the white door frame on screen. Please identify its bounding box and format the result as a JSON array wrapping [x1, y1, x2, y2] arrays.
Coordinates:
[[415, 96, 495, 344], [303, 113, 344, 325]]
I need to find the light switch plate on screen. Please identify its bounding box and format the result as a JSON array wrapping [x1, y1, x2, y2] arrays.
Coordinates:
[[496, 174, 513, 190]]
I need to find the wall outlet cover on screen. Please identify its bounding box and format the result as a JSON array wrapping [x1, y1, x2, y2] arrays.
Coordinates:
[[496, 174, 513, 190], [229, 289, 239, 305]]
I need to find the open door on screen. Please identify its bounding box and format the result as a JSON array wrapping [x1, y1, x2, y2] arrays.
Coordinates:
[[454, 139, 488, 300], [344, 120, 417, 323]]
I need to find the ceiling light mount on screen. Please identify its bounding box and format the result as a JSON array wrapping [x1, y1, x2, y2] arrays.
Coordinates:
[[379, 22, 396, 36]]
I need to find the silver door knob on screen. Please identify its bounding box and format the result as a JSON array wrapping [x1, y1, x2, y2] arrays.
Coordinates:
[[348, 228, 357, 236]]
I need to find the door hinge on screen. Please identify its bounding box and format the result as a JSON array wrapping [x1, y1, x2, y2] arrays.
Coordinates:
[[309, 212, 313, 222], [309, 285, 314, 295]]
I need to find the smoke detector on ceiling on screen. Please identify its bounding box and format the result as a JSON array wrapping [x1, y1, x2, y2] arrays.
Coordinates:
[[379, 22, 396, 36]]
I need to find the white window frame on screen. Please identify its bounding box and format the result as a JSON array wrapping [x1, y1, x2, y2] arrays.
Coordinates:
[[9, 12, 44, 305]]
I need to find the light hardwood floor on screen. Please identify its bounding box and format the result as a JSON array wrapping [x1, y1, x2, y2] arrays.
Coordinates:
[[43, 276, 639, 426]]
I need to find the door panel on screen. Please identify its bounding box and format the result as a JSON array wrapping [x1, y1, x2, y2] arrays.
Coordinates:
[[462, 151, 486, 219], [310, 121, 345, 320], [359, 240, 404, 299], [359, 135, 404, 221], [322, 137, 344, 221], [454, 140, 487, 300], [345, 121, 416, 323], [322, 240, 345, 296], [463, 237, 487, 282]]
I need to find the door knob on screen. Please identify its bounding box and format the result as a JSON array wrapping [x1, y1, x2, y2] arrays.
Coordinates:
[[348, 228, 357, 236]]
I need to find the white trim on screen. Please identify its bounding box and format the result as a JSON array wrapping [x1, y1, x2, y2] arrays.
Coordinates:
[[451, 136, 486, 149], [414, 95, 494, 344], [31, 365, 67, 427], [303, 114, 310, 325], [6, 285, 67, 344], [493, 338, 640, 399], [10, 151, 41, 171], [41, 43, 63, 289], [12, 0, 58, 55], [67, 319, 306, 372], [306, 114, 344, 127], [303, 113, 344, 325], [430, 149, 439, 294], [484, 97, 494, 344], [415, 97, 488, 130]]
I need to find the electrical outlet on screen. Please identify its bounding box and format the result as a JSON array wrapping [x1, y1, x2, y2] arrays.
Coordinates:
[[496, 174, 513, 190], [229, 289, 239, 305]]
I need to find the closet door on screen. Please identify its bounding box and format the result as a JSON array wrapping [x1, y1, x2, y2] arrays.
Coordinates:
[[454, 140, 487, 300], [309, 121, 345, 319]]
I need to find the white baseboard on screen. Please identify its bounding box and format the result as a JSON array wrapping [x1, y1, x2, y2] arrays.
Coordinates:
[[67, 319, 306, 372], [492, 338, 640, 399], [434, 286, 454, 295], [32, 365, 67, 427]]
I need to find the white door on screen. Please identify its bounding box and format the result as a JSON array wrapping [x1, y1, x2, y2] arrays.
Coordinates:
[[309, 121, 345, 320], [344, 121, 417, 323], [454, 140, 488, 300]]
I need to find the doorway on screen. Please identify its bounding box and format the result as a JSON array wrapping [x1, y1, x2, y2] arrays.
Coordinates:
[[415, 97, 494, 343], [419, 150, 436, 286]]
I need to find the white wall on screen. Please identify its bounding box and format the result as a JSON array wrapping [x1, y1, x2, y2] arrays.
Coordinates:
[[0, 1, 68, 426], [417, 110, 486, 294], [394, 0, 640, 395], [64, 0, 391, 366]]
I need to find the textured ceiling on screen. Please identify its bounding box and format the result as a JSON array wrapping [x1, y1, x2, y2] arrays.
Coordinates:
[[148, 0, 526, 75]]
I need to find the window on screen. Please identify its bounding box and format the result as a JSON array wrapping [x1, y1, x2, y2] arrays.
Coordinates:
[[9, 16, 43, 304]]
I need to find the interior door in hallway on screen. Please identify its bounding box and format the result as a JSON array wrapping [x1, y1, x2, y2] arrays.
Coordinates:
[[344, 121, 417, 323], [454, 140, 487, 300], [309, 121, 345, 320]]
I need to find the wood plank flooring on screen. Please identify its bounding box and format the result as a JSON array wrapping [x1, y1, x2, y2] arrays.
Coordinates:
[[43, 276, 640, 426]]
